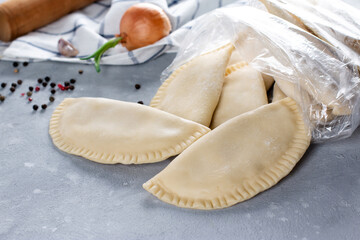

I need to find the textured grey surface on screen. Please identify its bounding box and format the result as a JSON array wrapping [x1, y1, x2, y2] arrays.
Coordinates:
[[1, 0, 360, 239], [0, 53, 360, 240]]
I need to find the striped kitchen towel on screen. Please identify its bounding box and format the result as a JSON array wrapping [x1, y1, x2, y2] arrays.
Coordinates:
[[0, 0, 257, 65]]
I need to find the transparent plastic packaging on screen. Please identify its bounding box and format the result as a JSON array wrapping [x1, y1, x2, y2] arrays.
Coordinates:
[[161, 5, 360, 142], [259, 0, 360, 66]]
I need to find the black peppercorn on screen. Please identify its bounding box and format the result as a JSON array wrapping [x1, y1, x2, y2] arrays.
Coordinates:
[[23, 62, 29, 67], [33, 105, 38, 111], [29, 86, 34, 91], [69, 85, 75, 90], [17, 79, 23, 85], [0, 95, 5, 102], [27, 92, 32, 97], [51, 89, 56, 94], [11, 83, 17, 88], [70, 79, 76, 84], [135, 84, 141, 89], [10, 87, 15, 92], [49, 96, 55, 102], [137, 101, 144, 104], [45, 76, 50, 82], [13, 62, 18, 67], [41, 104, 47, 110], [50, 82, 56, 88], [37, 78, 43, 84], [64, 81, 70, 87], [78, 70, 83, 74], [42, 82, 48, 87], [1, 83, 6, 88]]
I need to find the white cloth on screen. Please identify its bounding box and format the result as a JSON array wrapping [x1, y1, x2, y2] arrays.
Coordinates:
[[0, 0, 243, 65]]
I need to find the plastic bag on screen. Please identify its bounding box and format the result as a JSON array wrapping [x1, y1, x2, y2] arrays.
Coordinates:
[[161, 5, 360, 142], [259, 0, 360, 66]]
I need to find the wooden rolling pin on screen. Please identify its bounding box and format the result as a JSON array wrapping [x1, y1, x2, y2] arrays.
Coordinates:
[[0, 0, 96, 42]]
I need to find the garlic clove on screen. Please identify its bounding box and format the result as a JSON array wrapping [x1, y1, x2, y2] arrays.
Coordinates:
[[58, 38, 79, 57]]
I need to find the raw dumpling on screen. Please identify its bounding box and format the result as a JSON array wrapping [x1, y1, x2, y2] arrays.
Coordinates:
[[150, 44, 234, 127], [274, 76, 302, 104], [309, 104, 334, 123], [262, 0, 360, 57], [228, 49, 274, 90], [272, 83, 287, 102], [275, 76, 351, 116], [228, 47, 246, 65], [210, 62, 268, 129], [49, 98, 210, 164], [143, 98, 311, 210], [259, 0, 308, 31], [275, 79, 336, 124]]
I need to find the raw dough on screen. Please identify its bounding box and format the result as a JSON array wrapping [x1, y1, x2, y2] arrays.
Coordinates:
[[143, 98, 311, 209], [272, 82, 287, 102], [275, 76, 351, 116], [211, 62, 268, 129], [49, 98, 210, 164], [228, 49, 274, 90], [259, 0, 308, 31], [150, 44, 234, 127], [274, 76, 302, 104]]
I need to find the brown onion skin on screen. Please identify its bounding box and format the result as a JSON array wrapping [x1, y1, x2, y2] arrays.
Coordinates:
[[119, 3, 172, 51]]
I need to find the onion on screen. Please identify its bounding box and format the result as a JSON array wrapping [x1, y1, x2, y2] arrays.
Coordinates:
[[81, 3, 172, 72], [119, 3, 171, 51]]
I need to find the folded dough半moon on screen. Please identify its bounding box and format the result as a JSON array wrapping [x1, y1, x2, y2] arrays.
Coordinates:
[[211, 62, 268, 129], [150, 44, 234, 127], [272, 82, 287, 102], [228, 49, 275, 90], [49, 98, 210, 164], [143, 98, 311, 209]]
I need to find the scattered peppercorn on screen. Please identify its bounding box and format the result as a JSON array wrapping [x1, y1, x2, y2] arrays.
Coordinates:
[[51, 89, 56, 94], [27, 92, 32, 97], [42, 82, 48, 87], [70, 79, 76, 84], [0, 95, 5, 102], [11, 83, 17, 88], [33, 105, 38, 111], [35, 87, 40, 92], [37, 78, 43, 84], [64, 81, 70, 87], [135, 84, 141, 89], [41, 104, 47, 109], [78, 70, 83, 74], [28, 98, 33, 102], [17, 79, 23, 85], [21, 93, 25, 97], [1, 83, 6, 88], [10, 87, 15, 92], [58, 84, 65, 91], [49, 96, 55, 102], [137, 101, 144, 104], [50, 82, 56, 88], [29, 86, 34, 91], [69, 85, 75, 90], [45, 76, 50, 82], [14, 69, 19, 73], [23, 62, 29, 67], [13, 62, 19, 67]]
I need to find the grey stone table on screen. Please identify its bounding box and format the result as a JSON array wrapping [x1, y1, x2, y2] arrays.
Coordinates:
[[0, 53, 359, 240], [1, 0, 360, 238]]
